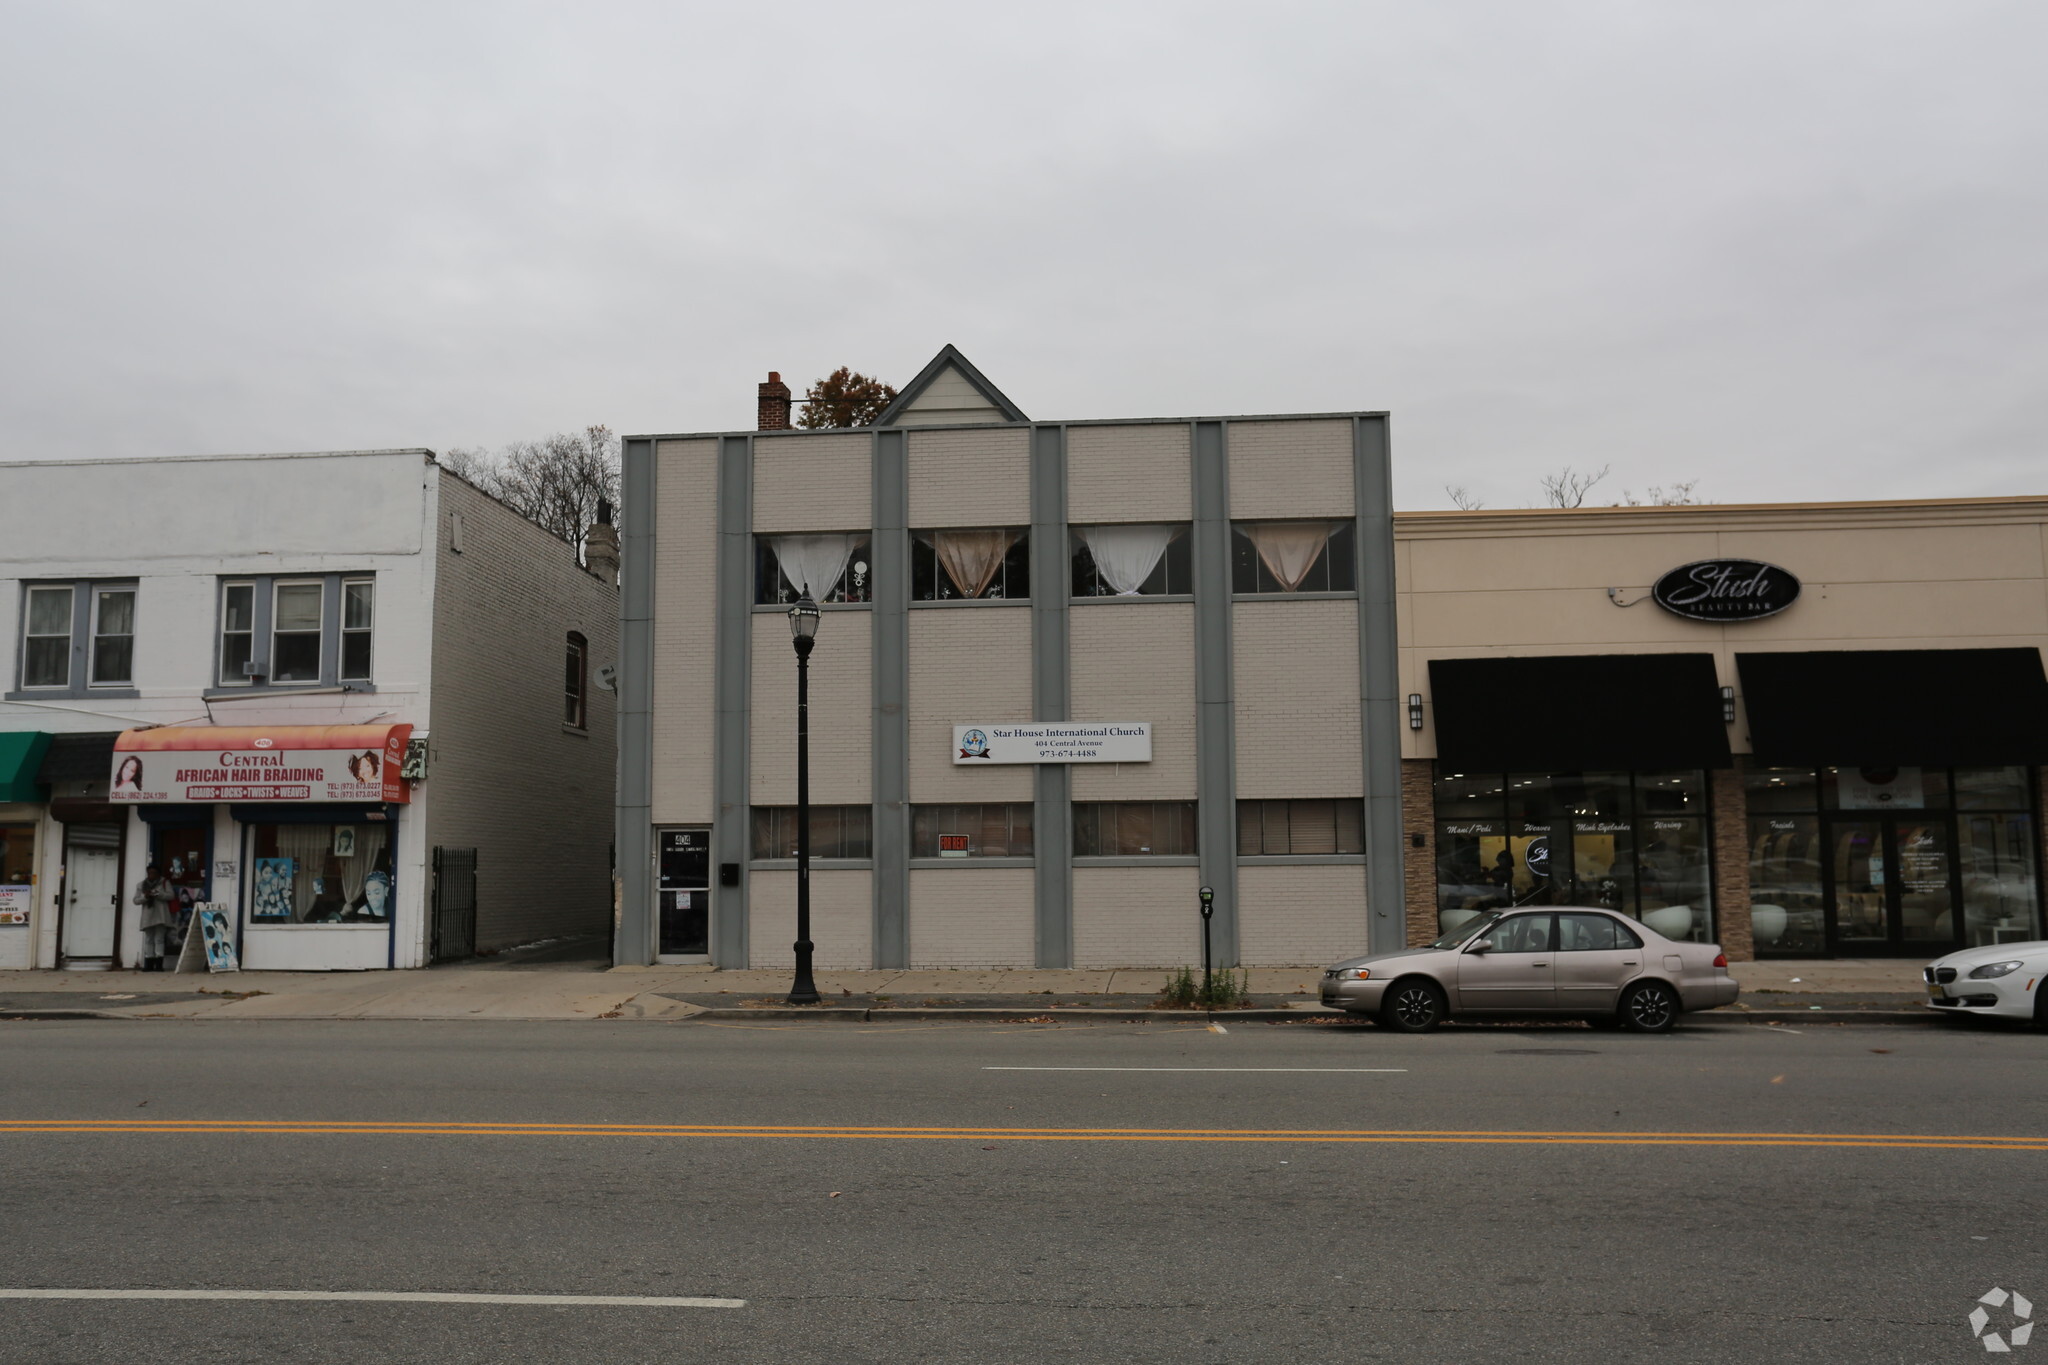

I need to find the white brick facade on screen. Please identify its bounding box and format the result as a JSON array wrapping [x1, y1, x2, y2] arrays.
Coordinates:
[[1233, 599, 1363, 799], [753, 432, 870, 534], [1072, 865, 1202, 968], [751, 610, 871, 805], [748, 869, 873, 969], [909, 429, 1031, 528], [651, 439, 718, 825], [1228, 420, 1353, 520], [1238, 864, 1371, 965], [909, 867, 1034, 967], [1069, 602, 1197, 800], [908, 607, 1034, 803], [1068, 424, 1191, 522]]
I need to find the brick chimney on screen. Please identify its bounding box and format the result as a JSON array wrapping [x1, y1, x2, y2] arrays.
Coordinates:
[[757, 371, 792, 431], [583, 497, 620, 582]]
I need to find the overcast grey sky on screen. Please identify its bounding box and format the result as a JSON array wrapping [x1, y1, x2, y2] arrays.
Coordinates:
[[3, 1, 2043, 508]]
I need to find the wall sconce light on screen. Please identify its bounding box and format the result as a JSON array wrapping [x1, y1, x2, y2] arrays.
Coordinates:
[[1408, 694, 1424, 730], [1721, 685, 1736, 725]]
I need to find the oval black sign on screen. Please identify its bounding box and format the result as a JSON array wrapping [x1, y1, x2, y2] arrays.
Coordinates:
[[1651, 559, 1800, 622]]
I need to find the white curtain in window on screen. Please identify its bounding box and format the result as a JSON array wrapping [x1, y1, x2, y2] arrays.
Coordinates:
[[770, 534, 859, 600], [1244, 521, 1337, 592], [1080, 525, 1174, 596], [931, 529, 1018, 599], [275, 826, 332, 919], [339, 823, 389, 907]]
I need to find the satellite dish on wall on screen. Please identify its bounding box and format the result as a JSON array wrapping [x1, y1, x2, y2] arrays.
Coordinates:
[[595, 664, 618, 693]]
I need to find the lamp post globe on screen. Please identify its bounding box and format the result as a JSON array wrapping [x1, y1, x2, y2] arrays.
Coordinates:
[[786, 594, 821, 1005]]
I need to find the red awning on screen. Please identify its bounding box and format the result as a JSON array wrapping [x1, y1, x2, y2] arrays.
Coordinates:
[[111, 725, 413, 804]]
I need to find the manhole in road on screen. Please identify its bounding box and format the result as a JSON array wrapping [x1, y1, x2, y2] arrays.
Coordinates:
[[1497, 1048, 1600, 1056]]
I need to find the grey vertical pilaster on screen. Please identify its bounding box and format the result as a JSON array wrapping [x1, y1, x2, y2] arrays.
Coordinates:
[[871, 429, 911, 968], [614, 437, 658, 965], [712, 435, 753, 966], [1354, 415, 1404, 954], [1029, 424, 1072, 968], [1191, 420, 1239, 964]]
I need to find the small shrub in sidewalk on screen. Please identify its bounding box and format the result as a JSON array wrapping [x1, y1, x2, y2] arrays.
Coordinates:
[[1156, 966, 1251, 1009]]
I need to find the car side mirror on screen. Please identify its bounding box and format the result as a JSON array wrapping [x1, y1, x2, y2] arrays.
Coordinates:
[[1468, 938, 1493, 954]]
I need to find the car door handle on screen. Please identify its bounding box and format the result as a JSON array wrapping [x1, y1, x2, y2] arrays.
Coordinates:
[[1531, 962, 1548, 967]]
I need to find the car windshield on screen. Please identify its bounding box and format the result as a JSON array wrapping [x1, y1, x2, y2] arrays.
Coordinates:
[[1431, 911, 1503, 951]]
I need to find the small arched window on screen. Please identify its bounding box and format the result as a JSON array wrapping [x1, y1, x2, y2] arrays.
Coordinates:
[[564, 632, 588, 729]]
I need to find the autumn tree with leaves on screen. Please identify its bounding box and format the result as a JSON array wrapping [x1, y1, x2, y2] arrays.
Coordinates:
[[797, 368, 898, 428]]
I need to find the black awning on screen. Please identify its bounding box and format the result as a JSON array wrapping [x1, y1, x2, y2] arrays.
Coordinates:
[[1737, 648, 2048, 767], [1428, 654, 1732, 772], [36, 732, 119, 785]]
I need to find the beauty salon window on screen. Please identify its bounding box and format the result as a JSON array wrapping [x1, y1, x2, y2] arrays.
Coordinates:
[[751, 806, 874, 860], [1070, 525, 1193, 598], [911, 529, 1029, 601], [12, 581, 138, 697], [755, 534, 872, 605], [1237, 799, 1364, 856], [1074, 802, 1198, 857], [246, 823, 393, 925], [1231, 521, 1356, 594], [911, 804, 1033, 858], [1432, 770, 1712, 942]]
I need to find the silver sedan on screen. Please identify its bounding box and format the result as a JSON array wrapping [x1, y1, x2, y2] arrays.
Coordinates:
[[1320, 907, 1739, 1033]]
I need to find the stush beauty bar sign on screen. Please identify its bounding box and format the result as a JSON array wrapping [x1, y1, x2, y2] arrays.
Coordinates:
[[1651, 559, 1800, 622]]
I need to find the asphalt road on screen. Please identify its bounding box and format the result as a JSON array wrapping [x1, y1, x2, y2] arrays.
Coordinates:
[[2, 1014, 2042, 1364]]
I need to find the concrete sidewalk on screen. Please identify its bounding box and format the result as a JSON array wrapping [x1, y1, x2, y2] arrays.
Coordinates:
[[0, 954, 1934, 1023]]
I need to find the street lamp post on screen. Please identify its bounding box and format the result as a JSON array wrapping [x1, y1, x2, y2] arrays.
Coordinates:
[[787, 593, 822, 1005]]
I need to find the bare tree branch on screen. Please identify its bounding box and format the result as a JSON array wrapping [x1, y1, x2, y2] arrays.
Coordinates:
[[439, 425, 621, 562], [1444, 484, 1486, 511], [1538, 464, 1610, 508]]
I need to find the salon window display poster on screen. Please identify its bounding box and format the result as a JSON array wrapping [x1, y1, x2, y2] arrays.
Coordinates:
[[251, 858, 296, 919], [197, 908, 240, 972]]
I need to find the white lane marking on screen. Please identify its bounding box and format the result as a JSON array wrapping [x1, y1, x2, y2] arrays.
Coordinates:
[[981, 1067, 1406, 1073], [0, 1289, 744, 1308]]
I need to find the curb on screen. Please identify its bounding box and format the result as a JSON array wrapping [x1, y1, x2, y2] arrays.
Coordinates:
[[692, 1006, 1335, 1023]]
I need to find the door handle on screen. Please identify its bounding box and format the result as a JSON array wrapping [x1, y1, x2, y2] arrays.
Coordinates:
[[1532, 962, 1548, 967]]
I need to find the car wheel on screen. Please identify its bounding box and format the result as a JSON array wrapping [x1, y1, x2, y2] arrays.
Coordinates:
[[1380, 979, 1447, 1033], [1619, 980, 1680, 1033], [2034, 982, 2048, 1032]]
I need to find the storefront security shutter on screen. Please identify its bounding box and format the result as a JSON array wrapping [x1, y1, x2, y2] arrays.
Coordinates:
[[1428, 653, 1732, 772], [1736, 647, 2048, 767]]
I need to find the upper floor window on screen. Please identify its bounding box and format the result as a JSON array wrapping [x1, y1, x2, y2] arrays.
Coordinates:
[[912, 529, 1029, 601], [215, 574, 375, 690], [1231, 521, 1356, 594], [13, 581, 137, 696], [565, 632, 588, 729], [755, 533, 872, 605], [1071, 524, 1193, 597]]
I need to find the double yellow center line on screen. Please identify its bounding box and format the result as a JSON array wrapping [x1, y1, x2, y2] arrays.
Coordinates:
[[1, 1120, 2041, 1150]]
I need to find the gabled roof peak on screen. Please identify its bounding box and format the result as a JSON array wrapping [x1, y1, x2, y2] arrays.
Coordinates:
[[872, 345, 1029, 427]]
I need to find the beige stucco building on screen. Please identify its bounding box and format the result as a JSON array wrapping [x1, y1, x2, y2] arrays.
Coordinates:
[[1398, 497, 2048, 960]]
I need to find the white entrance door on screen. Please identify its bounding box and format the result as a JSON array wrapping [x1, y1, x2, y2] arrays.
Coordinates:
[[62, 847, 120, 963]]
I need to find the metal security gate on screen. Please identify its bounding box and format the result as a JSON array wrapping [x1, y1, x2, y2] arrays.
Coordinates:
[[431, 847, 477, 963]]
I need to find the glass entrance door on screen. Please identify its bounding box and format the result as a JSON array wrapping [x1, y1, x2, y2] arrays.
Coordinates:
[[656, 828, 711, 962], [1826, 815, 1961, 955]]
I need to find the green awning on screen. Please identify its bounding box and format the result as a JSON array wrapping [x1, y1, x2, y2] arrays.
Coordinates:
[[0, 732, 53, 803]]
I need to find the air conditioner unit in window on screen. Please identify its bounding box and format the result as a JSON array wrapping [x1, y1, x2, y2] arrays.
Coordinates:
[[242, 661, 266, 678]]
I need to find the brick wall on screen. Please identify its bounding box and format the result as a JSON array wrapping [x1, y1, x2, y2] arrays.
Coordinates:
[[746, 869, 873, 969], [652, 439, 718, 824], [1712, 764, 1755, 960], [427, 472, 619, 951], [753, 432, 870, 533], [1233, 600, 1362, 799], [908, 429, 1031, 528], [908, 867, 1035, 967], [1227, 420, 1353, 519], [1240, 864, 1371, 964], [1402, 758, 1437, 946], [1073, 864, 1202, 967], [1070, 602, 1197, 800], [750, 611, 871, 805], [1068, 424, 1191, 522], [908, 607, 1034, 803]]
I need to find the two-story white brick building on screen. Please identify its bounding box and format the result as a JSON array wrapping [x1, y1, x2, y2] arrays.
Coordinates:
[[0, 450, 617, 971], [613, 347, 1406, 970]]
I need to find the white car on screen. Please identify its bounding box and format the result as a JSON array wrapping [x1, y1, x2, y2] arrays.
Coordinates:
[[1924, 941, 2048, 1024]]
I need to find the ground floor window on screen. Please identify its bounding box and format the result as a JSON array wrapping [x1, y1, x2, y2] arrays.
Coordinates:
[[1747, 765, 2039, 954], [1075, 802, 1197, 857], [0, 823, 35, 927], [247, 821, 392, 923], [1433, 770, 1712, 942], [912, 804, 1032, 858], [1237, 799, 1363, 855], [750, 806, 873, 860]]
